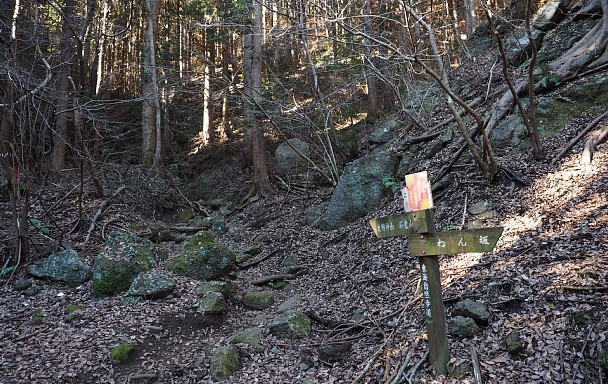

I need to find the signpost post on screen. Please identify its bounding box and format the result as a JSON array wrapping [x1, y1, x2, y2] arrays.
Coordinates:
[[369, 171, 503, 376]]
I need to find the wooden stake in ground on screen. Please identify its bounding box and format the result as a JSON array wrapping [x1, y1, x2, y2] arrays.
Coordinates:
[[370, 171, 503, 376]]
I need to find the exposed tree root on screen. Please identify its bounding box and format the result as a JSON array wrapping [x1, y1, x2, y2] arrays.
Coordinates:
[[548, 1, 608, 81], [582, 120, 608, 165], [551, 109, 608, 165]]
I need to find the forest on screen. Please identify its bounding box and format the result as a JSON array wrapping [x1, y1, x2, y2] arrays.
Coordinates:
[[1, 0, 608, 381]]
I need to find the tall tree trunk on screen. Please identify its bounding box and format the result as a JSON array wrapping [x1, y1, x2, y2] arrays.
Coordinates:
[[141, 0, 162, 168], [219, 39, 234, 140], [95, 0, 109, 95], [52, 0, 77, 172], [2, 0, 28, 266], [463, 0, 477, 38], [243, 0, 273, 201], [363, 0, 379, 119], [201, 61, 213, 144]]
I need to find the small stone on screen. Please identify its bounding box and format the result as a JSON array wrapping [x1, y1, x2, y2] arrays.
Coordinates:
[[271, 346, 282, 355], [282, 254, 299, 270], [242, 292, 274, 310], [351, 308, 365, 322], [64, 309, 84, 322], [110, 343, 134, 365], [467, 201, 491, 215], [449, 316, 480, 338], [505, 331, 525, 354], [449, 362, 471, 379], [299, 362, 310, 371], [177, 208, 194, 222], [211, 219, 227, 234], [14, 278, 32, 291], [236, 253, 252, 265], [27, 249, 91, 285], [452, 299, 491, 324]]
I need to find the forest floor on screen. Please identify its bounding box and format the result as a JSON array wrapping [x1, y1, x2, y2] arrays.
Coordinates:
[[1, 104, 607, 383], [1, 44, 608, 384]]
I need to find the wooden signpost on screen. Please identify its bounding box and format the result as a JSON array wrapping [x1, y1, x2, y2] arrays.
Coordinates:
[[369, 171, 503, 376]]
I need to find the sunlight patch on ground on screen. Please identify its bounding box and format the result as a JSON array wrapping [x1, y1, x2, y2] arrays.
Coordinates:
[[336, 112, 368, 130], [189, 132, 206, 155]]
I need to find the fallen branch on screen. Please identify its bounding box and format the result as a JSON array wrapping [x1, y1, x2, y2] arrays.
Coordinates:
[[170, 226, 209, 233], [14, 326, 50, 342], [306, 311, 364, 331], [83, 186, 126, 247], [250, 273, 295, 286], [406, 350, 429, 383], [388, 350, 413, 384], [552, 110, 608, 165], [555, 285, 608, 292], [238, 249, 280, 269], [128, 372, 158, 381], [470, 344, 483, 384], [572, 324, 595, 382]]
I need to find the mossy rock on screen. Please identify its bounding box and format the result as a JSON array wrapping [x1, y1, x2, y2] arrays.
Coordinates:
[[110, 343, 134, 365], [242, 292, 274, 310], [200, 291, 227, 314], [104, 231, 166, 265], [92, 255, 142, 297], [91, 232, 166, 297], [27, 249, 91, 285], [227, 327, 264, 353], [195, 281, 233, 298], [210, 345, 240, 381], [506, 331, 525, 354], [449, 362, 471, 379], [268, 310, 311, 339], [166, 231, 236, 281], [128, 270, 176, 299]]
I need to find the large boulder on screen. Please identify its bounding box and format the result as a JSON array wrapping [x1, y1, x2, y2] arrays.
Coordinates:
[[275, 138, 310, 173], [165, 231, 236, 281], [92, 232, 166, 297], [506, 29, 545, 67], [27, 249, 90, 285], [533, 0, 568, 31], [537, 18, 598, 63], [128, 270, 176, 299], [369, 118, 400, 146], [319, 151, 398, 230]]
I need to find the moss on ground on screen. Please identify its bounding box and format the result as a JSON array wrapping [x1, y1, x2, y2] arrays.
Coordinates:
[[110, 343, 134, 365]]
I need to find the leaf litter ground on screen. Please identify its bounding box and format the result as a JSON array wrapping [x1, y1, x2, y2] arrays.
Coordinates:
[[1, 94, 608, 384]]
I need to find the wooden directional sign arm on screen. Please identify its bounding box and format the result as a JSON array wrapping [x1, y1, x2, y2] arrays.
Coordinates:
[[407, 227, 504, 256], [369, 209, 433, 238]]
